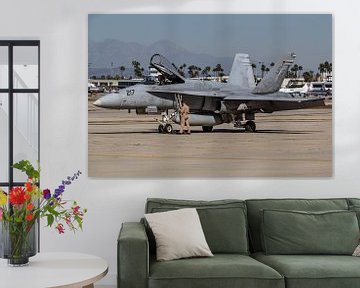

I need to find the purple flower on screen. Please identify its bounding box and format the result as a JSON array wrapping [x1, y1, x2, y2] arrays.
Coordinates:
[[54, 189, 62, 198], [54, 171, 82, 199], [43, 189, 51, 200]]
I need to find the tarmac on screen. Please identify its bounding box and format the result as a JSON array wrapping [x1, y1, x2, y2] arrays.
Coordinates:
[[88, 101, 332, 177]]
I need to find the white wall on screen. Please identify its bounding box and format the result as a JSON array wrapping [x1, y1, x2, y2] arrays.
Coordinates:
[[1, 0, 360, 286]]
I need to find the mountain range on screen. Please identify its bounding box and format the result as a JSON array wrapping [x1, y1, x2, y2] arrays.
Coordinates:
[[88, 39, 233, 77]]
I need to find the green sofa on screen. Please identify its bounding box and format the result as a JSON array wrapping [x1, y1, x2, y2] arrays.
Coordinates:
[[118, 198, 360, 288]]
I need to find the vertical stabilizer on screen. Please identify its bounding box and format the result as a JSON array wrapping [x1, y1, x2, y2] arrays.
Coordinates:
[[228, 54, 256, 89], [252, 53, 296, 94]]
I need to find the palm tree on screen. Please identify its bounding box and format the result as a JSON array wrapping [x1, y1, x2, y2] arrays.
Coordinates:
[[251, 63, 256, 75], [318, 63, 325, 80], [309, 70, 314, 81], [132, 60, 143, 78], [251, 63, 257, 81], [270, 62, 275, 67], [212, 64, 224, 78], [120, 66, 125, 79], [178, 64, 187, 77], [261, 64, 266, 78], [298, 66, 303, 78], [324, 61, 330, 72], [196, 66, 202, 77], [293, 64, 299, 78], [302, 71, 313, 82], [201, 66, 211, 78], [188, 65, 200, 78], [323, 61, 332, 79]]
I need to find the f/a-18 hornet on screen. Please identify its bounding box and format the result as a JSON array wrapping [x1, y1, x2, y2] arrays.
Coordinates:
[[94, 53, 325, 133]]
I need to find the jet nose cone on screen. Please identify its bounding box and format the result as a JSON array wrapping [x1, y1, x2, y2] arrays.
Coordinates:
[[93, 99, 102, 107], [92, 94, 120, 108]]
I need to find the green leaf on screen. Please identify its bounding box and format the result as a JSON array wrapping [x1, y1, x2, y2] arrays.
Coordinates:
[[47, 214, 54, 227], [12, 160, 40, 180], [46, 206, 60, 217]]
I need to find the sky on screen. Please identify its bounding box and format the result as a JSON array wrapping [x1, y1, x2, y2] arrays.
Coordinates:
[[88, 14, 332, 72]]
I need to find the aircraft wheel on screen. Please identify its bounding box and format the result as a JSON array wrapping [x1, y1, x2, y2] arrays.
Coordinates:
[[245, 121, 256, 132], [158, 125, 164, 133], [164, 124, 173, 134], [202, 126, 213, 132]]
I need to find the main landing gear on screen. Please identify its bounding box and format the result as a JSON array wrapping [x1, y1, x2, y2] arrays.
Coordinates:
[[202, 126, 213, 132], [244, 121, 256, 132], [233, 112, 257, 132], [234, 120, 257, 132]]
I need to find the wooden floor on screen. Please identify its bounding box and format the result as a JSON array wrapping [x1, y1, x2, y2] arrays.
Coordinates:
[[88, 103, 332, 177]]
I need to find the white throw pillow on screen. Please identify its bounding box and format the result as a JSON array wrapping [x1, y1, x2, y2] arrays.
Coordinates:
[[353, 244, 360, 256], [145, 208, 213, 261]]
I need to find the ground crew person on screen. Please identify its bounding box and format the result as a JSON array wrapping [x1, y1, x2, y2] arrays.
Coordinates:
[[179, 99, 191, 134]]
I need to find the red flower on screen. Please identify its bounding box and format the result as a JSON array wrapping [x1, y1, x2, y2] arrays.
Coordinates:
[[25, 182, 33, 192], [26, 214, 33, 221], [24, 193, 31, 201], [72, 205, 80, 214], [9, 187, 26, 205], [26, 203, 34, 210], [56, 223, 65, 234], [65, 214, 71, 225]]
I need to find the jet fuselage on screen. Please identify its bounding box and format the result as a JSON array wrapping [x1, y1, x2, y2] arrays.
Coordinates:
[[93, 84, 175, 110]]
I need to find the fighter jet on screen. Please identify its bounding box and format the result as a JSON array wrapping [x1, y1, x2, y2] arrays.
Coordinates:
[[93, 53, 325, 133]]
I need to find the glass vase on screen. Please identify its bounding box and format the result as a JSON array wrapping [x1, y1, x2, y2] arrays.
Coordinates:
[[0, 220, 37, 266]]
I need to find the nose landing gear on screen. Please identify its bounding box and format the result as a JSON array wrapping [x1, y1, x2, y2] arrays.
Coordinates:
[[156, 112, 175, 134]]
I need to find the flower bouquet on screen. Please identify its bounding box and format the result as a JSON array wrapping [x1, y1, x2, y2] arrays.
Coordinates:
[[0, 160, 87, 266]]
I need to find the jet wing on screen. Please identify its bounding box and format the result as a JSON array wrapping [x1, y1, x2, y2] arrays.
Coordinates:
[[147, 87, 324, 103], [147, 88, 228, 98], [223, 94, 325, 102]]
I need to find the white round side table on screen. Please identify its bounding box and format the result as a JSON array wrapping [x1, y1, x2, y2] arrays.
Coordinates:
[[0, 252, 108, 288]]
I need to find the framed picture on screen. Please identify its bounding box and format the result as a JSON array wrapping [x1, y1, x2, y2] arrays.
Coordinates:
[[88, 14, 332, 177]]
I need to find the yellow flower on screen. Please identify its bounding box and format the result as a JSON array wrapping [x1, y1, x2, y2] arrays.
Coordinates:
[[0, 190, 7, 206]]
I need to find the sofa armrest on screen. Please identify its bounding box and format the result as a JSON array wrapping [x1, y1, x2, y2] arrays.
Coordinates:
[[118, 222, 149, 288]]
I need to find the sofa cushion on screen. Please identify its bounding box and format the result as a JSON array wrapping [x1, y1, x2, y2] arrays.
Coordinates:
[[261, 209, 359, 255], [252, 252, 360, 288], [349, 205, 360, 228], [347, 198, 360, 207], [246, 198, 349, 252], [145, 208, 213, 261], [149, 254, 284, 288], [146, 198, 249, 254]]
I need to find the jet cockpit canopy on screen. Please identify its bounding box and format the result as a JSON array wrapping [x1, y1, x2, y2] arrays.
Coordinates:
[[150, 54, 185, 84]]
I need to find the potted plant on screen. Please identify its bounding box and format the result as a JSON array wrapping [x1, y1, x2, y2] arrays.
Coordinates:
[[0, 160, 86, 266]]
